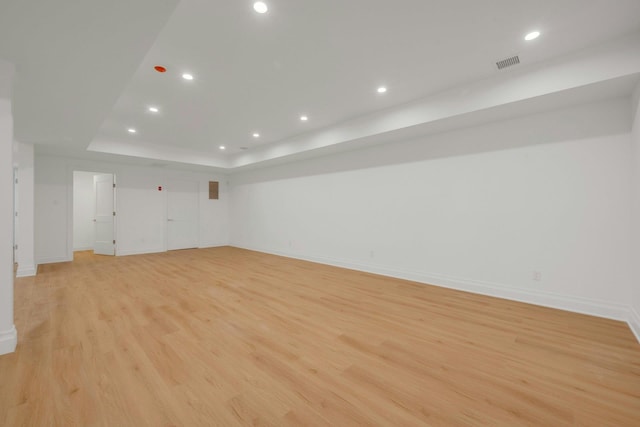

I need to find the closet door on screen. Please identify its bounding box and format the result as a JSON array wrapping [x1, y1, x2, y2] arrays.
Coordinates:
[[167, 180, 199, 250]]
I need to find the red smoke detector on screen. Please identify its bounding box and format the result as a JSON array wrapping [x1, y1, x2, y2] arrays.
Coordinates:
[[154, 65, 167, 73]]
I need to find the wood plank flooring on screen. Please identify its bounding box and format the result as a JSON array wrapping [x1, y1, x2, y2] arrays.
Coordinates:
[[2, 246, 640, 426]]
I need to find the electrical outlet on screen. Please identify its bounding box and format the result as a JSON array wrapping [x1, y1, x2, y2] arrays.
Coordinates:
[[369, 250, 375, 259], [533, 271, 541, 281]]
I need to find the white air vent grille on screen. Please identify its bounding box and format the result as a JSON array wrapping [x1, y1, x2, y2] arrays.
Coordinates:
[[496, 55, 520, 70]]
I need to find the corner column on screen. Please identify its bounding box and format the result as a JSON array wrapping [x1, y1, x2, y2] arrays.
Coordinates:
[[0, 59, 17, 356]]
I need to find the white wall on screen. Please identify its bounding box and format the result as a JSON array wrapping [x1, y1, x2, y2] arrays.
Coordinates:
[[15, 142, 36, 276], [0, 60, 16, 355], [630, 85, 640, 340], [35, 156, 68, 263], [230, 98, 634, 321], [72, 171, 97, 251], [28, 96, 639, 340], [35, 157, 229, 263]]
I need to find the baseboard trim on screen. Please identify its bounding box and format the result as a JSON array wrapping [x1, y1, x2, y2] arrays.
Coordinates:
[[199, 242, 229, 249], [629, 307, 640, 343], [16, 263, 37, 277], [118, 244, 230, 256], [0, 326, 17, 356], [116, 248, 166, 257], [232, 244, 631, 323], [73, 246, 93, 252], [36, 255, 72, 265]]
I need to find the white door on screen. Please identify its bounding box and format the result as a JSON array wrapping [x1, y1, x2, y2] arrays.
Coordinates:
[[93, 174, 115, 256], [167, 180, 199, 250]]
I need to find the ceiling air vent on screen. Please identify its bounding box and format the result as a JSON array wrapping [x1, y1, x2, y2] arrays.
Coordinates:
[[496, 55, 520, 70]]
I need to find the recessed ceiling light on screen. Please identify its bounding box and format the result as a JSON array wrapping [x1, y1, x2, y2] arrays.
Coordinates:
[[128, 128, 137, 134], [525, 31, 540, 41], [300, 115, 308, 121], [254, 2, 268, 13], [182, 73, 194, 80], [219, 145, 226, 150], [148, 106, 159, 113], [252, 133, 260, 138], [377, 86, 387, 94]]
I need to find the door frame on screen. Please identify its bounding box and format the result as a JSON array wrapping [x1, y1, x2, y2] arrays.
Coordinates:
[[67, 167, 117, 261], [13, 167, 18, 264]]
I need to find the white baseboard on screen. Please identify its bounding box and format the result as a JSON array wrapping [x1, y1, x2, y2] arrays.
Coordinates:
[[16, 263, 37, 277], [198, 242, 229, 249], [73, 246, 93, 252], [116, 247, 166, 257], [0, 326, 17, 356], [629, 307, 640, 344], [232, 244, 631, 324], [36, 255, 72, 265], [118, 244, 230, 257]]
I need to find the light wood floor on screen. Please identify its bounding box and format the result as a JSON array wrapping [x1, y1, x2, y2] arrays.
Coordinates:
[[2, 247, 640, 426]]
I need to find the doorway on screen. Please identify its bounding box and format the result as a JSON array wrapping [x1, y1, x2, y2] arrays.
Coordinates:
[[73, 171, 116, 256]]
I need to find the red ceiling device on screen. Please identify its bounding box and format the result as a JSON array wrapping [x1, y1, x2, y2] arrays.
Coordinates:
[[154, 65, 167, 73]]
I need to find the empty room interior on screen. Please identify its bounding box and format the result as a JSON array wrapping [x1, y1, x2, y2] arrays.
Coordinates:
[[2, 0, 640, 425]]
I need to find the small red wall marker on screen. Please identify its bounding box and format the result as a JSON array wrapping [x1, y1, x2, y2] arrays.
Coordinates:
[[154, 66, 167, 73], [158, 186, 162, 191]]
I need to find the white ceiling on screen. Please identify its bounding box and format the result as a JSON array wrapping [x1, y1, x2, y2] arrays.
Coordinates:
[[2, 0, 640, 171], [0, 0, 178, 145]]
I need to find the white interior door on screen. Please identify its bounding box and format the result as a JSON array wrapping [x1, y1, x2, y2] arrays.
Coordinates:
[[167, 180, 199, 251], [93, 174, 115, 256]]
